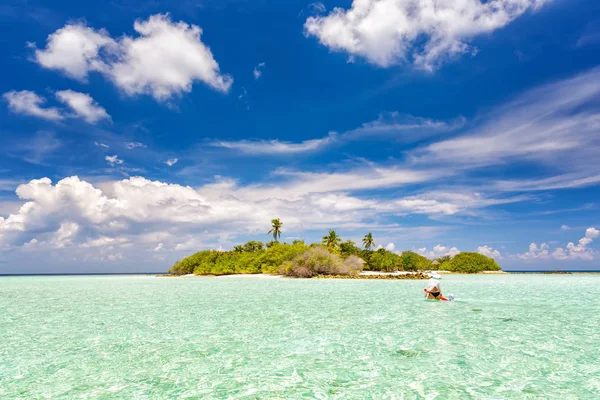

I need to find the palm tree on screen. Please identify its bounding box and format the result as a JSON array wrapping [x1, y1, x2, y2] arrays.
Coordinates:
[[363, 233, 375, 250], [322, 230, 342, 250], [268, 218, 283, 241]]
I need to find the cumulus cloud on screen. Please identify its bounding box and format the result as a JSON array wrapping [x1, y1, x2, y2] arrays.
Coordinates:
[[477, 245, 501, 259], [32, 23, 114, 80], [561, 224, 570, 230], [552, 227, 599, 261], [55, 90, 110, 123], [518, 242, 550, 260], [4, 89, 109, 124], [304, 0, 548, 70], [3, 90, 63, 120], [164, 158, 178, 166], [0, 167, 490, 260], [519, 228, 599, 261], [105, 155, 124, 166], [94, 141, 109, 148], [31, 14, 233, 101], [253, 62, 265, 80], [417, 244, 459, 260]]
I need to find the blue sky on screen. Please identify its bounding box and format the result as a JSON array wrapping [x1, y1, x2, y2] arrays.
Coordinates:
[[1, 0, 600, 273]]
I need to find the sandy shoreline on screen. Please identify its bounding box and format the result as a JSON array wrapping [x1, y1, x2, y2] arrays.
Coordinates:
[[168, 270, 509, 278]]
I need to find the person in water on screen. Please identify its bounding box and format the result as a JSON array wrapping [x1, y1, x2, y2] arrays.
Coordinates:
[[424, 273, 444, 300]]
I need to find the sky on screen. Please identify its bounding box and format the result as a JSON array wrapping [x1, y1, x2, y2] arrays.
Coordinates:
[[1, 0, 600, 273]]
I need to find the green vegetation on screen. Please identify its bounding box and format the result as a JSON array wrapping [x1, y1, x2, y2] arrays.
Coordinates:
[[362, 233, 375, 250], [322, 230, 342, 252], [268, 218, 283, 241], [169, 241, 309, 275], [401, 251, 432, 271], [168, 220, 502, 276], [438, 252, 502, 273], [368, 248, 403, 272], [280, 247, 364, 278]]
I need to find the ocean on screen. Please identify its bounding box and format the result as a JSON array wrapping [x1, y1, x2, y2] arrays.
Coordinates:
[[1, 274, 598, 399]]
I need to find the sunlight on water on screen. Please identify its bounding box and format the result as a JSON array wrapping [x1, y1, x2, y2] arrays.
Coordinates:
[[1, 274, 599, 399]]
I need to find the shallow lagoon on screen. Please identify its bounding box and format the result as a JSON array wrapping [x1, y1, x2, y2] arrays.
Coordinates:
[[1, 274, 599, 399]]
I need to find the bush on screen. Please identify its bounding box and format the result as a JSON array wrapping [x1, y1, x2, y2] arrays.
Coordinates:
[[280, 247, 363, 278], [340, 240, 361, 258], [340, 255, 366, 275], [446, 252, 501, 273], [368, 249, 402, 271], [401, 251, 431, 271], [256, 242, 309, 274], [169, 241, 309, 275]]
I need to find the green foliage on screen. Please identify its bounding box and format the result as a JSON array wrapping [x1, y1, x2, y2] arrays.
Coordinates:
[[340, 240, 360, 258], [362, 232, 375, 250], [445, 252, 501, 273], [255, 242, 310, 274], [322, 230, 342, 251], [169, 230, 502, 277], [268, 218, 283, 241], [169, 240, 308, 275], [234, 240, 264, 252], [401, 251, 431, 271], [368, 248, 403, 272], [281, 247, 363, 278]]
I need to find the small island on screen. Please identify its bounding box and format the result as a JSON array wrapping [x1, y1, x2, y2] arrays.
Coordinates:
[[168, 219, 502, 278]]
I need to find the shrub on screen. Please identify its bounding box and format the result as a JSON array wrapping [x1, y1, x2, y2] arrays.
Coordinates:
[[169, 241, 310, 275], [257, 241, 309, 274], [446, 252, 501, 273], [281, 247, 347, 277], [368, 248, 402, 272], [340, 240, 361, 258], [401, 251, 431, 271], [340, 255, 366, 275]]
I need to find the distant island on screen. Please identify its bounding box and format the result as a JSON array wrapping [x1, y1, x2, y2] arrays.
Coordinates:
[[168, 219, 501, 278]]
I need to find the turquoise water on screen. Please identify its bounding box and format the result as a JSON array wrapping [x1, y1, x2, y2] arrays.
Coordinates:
[[1, 275, 599, 399]]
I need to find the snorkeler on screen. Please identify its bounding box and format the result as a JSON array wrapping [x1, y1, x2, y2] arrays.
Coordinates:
[[424, 272, 447, 300]]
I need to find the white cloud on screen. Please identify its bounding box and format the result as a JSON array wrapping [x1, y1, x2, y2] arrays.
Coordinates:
[[212, 132, 337, 155], [212, 113, 463, 156], [561, 224, 569, 230], [253, 62, 265, 80], [477, 245, 501, 259], [382, 190, 527, 216], [4, 89, 109, 124], [519, 228, 599, 261], [55, 90, 110, 123], [344, 112, 465, 142], [309, 2, 326, 13], [125, 142, 146, 150], [3, 90, 63, 120], [95, 141, 109, 148], [414, 68, 600, 172], [518, 242, 550, 260], [105, 155, 124, 166], [32, 23, 114, 80], [417, 244, 459, 260], [385, 242, 395, 251], [304, 0, 548, 70], [31, 14, 232, 101], [164, 158, 178, 166], [0, 170, 448, 258]]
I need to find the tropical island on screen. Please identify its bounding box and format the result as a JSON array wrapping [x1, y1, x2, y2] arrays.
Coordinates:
[[168, 219, 501, 278]]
